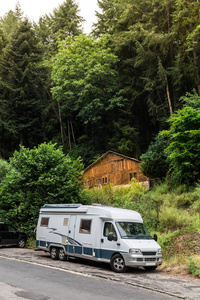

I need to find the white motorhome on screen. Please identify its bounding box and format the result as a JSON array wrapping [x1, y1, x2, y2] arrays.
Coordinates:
[[36, 204, 162, 272]]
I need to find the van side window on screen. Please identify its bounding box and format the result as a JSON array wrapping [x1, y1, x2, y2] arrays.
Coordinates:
[[103, 222, 117, 239], [80, 219, 92, 234], [40, 217, 49, 227], [63, 218, 69, 226]]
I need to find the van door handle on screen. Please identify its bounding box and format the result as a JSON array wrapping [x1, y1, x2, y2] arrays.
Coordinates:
[[101, 239, 104, 243], [83, 242, 92, 245]]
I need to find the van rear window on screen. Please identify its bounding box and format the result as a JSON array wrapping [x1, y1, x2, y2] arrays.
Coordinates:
[[80, 219, 92, 234], [40, 217, 49, 227]]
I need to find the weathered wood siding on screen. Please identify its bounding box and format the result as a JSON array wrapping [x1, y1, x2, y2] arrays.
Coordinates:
[[83, 152, 148, 188]]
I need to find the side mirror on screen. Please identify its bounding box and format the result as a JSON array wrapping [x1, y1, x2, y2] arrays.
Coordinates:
[[107, 232, 114, 241], [153, 234, 158, 242]]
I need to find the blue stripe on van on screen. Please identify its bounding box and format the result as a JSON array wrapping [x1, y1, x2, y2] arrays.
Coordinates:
[[83, 247, 93, 256], [37, 239, 126, 260]]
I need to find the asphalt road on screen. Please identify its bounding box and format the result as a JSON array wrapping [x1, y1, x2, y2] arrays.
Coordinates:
[[0, 247, 200, 299], [0, 256, 175, 300]]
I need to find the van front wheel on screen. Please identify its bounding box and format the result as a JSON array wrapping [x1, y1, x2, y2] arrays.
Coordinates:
[[50, 247, 58, 260], [110, 254, 127, 273]]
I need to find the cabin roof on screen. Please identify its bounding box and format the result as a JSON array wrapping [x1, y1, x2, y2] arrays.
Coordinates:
[[84, 150, 140, 172]]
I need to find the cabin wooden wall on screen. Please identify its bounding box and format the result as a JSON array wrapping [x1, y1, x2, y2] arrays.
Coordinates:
[[83, 152, 148, 188]]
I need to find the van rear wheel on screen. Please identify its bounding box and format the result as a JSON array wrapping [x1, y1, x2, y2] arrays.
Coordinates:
[[58, 248, 67, 261], [110, 254, 127, 273], [50, 247, 58, 260]]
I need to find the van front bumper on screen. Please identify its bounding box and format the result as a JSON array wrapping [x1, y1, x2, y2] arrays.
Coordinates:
[[122, 253, 162, 268]]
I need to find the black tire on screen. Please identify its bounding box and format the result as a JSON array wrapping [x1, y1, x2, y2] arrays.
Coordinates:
[[110, 254, 127, 273], [50, 247, 58, 260], [58, 248, 67, 261], [18, 238, 26, 248], [144, 266, 157, 271]]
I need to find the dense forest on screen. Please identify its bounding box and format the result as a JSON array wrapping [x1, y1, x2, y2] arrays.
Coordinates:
[[0, 0, 200, 169]]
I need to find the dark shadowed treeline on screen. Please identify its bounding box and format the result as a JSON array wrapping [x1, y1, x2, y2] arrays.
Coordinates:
[[0, 0, 200, 168]]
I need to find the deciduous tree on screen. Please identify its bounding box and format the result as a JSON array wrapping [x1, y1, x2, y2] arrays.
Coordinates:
[[0, 143, 84, 234], [162, 92, 200, 186]]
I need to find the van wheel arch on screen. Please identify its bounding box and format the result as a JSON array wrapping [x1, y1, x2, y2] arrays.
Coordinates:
[[110, 253, 128, 273]]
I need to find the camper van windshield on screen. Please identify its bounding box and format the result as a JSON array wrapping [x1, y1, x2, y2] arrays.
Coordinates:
[[116, 222, 152, 239]]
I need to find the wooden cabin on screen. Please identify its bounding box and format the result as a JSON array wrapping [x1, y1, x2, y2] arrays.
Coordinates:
[[83, 150, 149, 189]]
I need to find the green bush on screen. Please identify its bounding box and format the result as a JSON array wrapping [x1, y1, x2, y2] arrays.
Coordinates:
[[0, 159, 11, 184], [187, 258, 200, 278], [0, 142, 84, 235]]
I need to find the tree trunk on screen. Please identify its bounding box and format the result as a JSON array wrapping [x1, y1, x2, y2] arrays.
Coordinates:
[[193, 49, 200, 96], [57, 101, 64, 145], [70, 121, 76, 145], [20, 132, 23, 148], [67, 119, 72, 150], [165, 74, 173, 117]]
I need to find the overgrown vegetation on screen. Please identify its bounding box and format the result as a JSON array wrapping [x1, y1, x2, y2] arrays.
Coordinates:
[[0, 143, 84, 235], [82, 181, 200, 278]]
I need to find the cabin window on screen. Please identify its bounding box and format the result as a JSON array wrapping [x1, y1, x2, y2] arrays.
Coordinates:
[[130, 172, 137, 181], [80, 219, 92, 234], [102, 177, 108, 184], [63, 218, 69, 226], [96, 178, 101, 185], [103, 222, 117, 240], [40, 217, 49, 227]]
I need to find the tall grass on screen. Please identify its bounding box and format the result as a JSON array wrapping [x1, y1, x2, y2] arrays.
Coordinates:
[[82, 180, 200, 233]]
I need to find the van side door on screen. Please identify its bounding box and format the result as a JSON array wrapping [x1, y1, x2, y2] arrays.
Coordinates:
[[68, 215, 76, 239], [100, 222, 120, 260]]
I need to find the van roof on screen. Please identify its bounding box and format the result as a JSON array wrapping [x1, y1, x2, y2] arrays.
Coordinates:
[[40, 204, 143, 222]]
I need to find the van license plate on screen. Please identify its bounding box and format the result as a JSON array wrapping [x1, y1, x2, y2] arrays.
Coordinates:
[[146, 263, 155, 266]]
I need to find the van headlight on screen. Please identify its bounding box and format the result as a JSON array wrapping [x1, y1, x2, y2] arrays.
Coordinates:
[[129, 248, 142, 254], [157, 249, 162, 255]]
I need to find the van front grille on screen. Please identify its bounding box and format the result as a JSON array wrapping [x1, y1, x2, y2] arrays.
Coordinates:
[[142, 252, 156, 256], [145, 258, 156, 262]]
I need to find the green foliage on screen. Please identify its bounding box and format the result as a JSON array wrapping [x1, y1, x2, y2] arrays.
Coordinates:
[[158, 226, 200, 260], [0, 159, 11, 184], [51, 34, 126, 152], [83, 181, 200, 234], [140, 135, 169, 180], [162, 92, 200, 186], [36, 0, 83, 57], [0, 18, 46, 158], [0, 142, 84, 235], [187, 258, 200, 278], [26, 237, 37, 248]]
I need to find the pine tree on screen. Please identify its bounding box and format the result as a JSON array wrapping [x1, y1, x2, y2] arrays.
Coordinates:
[[36, 0, 83, 57], [0, 19, 45, 158]]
